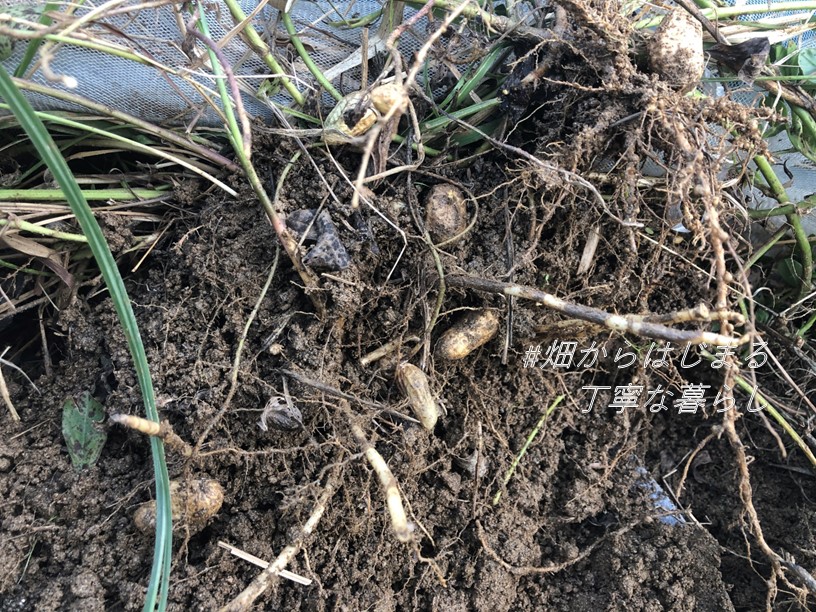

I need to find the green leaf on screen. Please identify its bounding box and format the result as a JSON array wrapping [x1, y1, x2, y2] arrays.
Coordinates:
[[775, 257, 804, 288], [800, 48, 816, 76], [773, 40, 799, 78], [62, 392, 107, 470], [256, 77, 281, 101]]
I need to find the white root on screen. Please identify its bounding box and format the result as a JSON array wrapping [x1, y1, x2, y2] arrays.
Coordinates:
[[351, 422, 412, 543]]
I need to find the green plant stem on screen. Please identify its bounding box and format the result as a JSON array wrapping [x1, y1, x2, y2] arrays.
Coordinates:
[[422, 97, 500, 132], [391, 133, 442, 156], [748, 203, 801, 220], [0, 188, 166, 201], [735, 381, 816, 468], [0, 66, 172, 611], [220, 0, 305, 105], [26, 33, 183, 73], [327, 7, 382, 28], [700, 349, 816, 469], [0, 218, 88, 242], [454, 46, 507, 108], [195, 3, 325, 316], [14, 2, 58, 77], [193, 9, 244, 167], [0, 258, 51, 275], [753, 155, 813, 298], [282, 13, 342, 101], [792, 104, 816, 153], [638, 3, 816, 29], [798, 309, 816, 336], [698, 348, 816, 470], [493, 395, 565, 505], [705, 75, 816, 83], [745, 227, 788, 269], [752, 160, 787, 205], [451, 117, 503, 147]]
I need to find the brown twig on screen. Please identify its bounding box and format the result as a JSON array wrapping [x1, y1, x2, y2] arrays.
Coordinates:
[[445, 274, 748, 347]]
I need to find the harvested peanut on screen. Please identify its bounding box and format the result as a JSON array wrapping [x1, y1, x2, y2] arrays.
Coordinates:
[[435, 309, 499, 360], [134, 478, 224, 534], [396, 362, 439, 431], [648, 10, 703, 93], [370, 83, 409, 115], [322, 84, 409, 145], [424, 184, 468, 243]]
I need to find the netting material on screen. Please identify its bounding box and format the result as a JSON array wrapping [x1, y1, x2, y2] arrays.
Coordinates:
[[2, 0, 815, 235], [0, 0, 427, 126]]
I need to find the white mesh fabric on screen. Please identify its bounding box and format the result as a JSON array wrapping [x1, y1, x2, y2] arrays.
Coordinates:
[[0, 0, 427, 126]]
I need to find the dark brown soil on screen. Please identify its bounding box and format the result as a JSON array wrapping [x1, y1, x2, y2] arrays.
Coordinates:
[[2, 150, 814, 610], [3, 2, 816, 610]]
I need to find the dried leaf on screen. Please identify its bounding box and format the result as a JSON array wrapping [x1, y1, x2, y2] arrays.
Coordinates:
[[258, 396, 303, 431]]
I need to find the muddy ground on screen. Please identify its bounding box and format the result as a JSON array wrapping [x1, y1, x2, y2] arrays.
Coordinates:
[[2, 2, 816, 610]]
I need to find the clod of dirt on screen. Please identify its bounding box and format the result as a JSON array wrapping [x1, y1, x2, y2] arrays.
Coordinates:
[[133, 478, 224, 533], [435, 309, 500, 360], [647, 9, 704, 92], [425, 183, 468, 243], [396, 362, 439, 431]]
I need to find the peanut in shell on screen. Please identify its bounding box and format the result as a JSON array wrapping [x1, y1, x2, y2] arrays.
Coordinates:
[[396, 362, 439, 431], [134, 478, 224, 533], [435, 309, 499, 360]]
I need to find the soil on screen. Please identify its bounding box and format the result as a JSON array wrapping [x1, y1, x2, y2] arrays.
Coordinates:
[[2, 1, 816, 611]]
